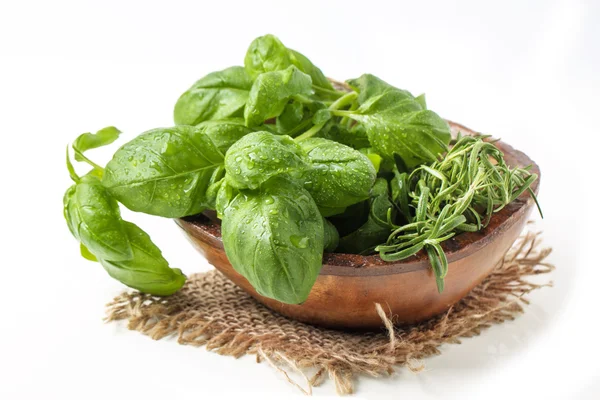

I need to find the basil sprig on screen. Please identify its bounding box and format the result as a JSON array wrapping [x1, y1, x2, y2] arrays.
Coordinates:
[[64, 129, 185, 296]]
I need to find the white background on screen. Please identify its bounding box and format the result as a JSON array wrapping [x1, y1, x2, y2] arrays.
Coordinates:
[[1, 0, 599, 398]]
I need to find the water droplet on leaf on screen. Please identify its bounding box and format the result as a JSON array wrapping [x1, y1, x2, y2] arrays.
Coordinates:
[[290, 235, 309, 249]]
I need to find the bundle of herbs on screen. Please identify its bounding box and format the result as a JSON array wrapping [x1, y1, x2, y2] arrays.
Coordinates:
[[63, 34, 540, 304]]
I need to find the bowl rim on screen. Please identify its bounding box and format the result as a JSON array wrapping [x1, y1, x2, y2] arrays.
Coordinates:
[[177, 121, 540, 276]]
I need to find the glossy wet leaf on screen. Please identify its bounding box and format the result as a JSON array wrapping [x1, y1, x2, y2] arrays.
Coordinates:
[[337, 178, 394, 253], [347, 74, 416, 106], [343, 74, 451, 168], [299, 138, 376, 211], [315, 121, 370, 149], [103, 126, 225, 217], [244, 66, 312, 127], [356, 109, 451, 168], [244, 34, 333, 91], [215, 178, 238, 219], [224, 131, 308, 189], [195, 119, 254, 153], [99, 221, 186, 296], [276, 101, 304, 133], [174, 66, 252, 126], [323, 218, 339, 252], [312, 108, 331, 125], [63, 175, 132, 261], [73, 126, 121, 162], [358, 147, 383, 172], [221, 178, 324, 304]]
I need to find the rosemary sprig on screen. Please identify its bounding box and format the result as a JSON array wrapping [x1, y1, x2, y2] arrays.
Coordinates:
[[377, 134, 541, 292]]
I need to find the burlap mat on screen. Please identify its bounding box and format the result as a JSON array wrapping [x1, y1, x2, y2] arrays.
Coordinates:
[[105, 229, 553, 395]]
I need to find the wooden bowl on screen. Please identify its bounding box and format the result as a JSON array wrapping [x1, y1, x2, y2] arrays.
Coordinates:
[[176, 121, 540, 330]]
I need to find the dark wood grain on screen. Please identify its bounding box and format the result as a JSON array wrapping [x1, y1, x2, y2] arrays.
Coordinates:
[[176, 121, 540, 329]]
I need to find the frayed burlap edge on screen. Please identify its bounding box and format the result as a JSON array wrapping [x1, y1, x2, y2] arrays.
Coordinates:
[[105, 229, 553, 395]]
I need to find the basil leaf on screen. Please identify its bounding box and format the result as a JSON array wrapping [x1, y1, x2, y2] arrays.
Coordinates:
[[66, 146, 79, 182], [195, 119, 254, 153], [222, 178, 324, 304], [244, 35, 293, 79], [288, 49, 333, 91], [358, 147, 383, 173], [80, 243, 98, 262], [99, 221, 186, 296], [390, 165, 411, 222], [318, 205, 347, 217], [323, 218, 339, 252], [244, 34, 333, 90], [215, 177, 238, 219], [225, 131, 308, 190], [355, 109, 451, 168], [299, 138, 376, 212], [63, 175, 132, 261], [174, 66, 252, 126], [103, 126, 225, 217], [327, 201, 369, 237], [337, 178, 394, 253], [244, 66, 313, 127], [312, 108, 332, 125], [315, 121, 370, 149], [73, 126, 121, 162], [347, 74, 415, 106], [204, 165, 226, 209], [345, 74, 451, 168], [276, 101, 304, 133], [415, 93, 427, 109]]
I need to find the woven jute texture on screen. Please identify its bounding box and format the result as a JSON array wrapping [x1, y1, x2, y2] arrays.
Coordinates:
[[105, 229, 553, 395]]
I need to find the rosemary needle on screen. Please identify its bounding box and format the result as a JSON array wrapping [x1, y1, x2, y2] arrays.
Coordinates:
[[378, 134, 541, 293]]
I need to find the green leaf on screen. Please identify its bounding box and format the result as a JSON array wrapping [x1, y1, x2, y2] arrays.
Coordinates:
[[276, 101, 304, 133], [358, 147, 383, 173], [299, 138, 376, 211], [73, 126, 121, 162], [344, 74, 451, 168], [353, 109, 450, 169], [327, 201, 369, 237], [224, 131, 308, 190], [415, 93, 427, 109], [244, 34, 333, 90], [99, 221, 186, 296], [288, 49, 333, 91], [221, 178, 324, 304], [315, 121, 370, 150], [347, 74, 416, 106], [174, 66, 253, 126], [337, 178, 394, 254], [80, 243, 98, 262], [63, 175, 132, 261], [103, 126, 225, 217], [312, 108, 332, 125], [323, 218, 339, 252], [244, 66, 313, 127], [66, 146, 79, 182], [318, 205, 347, 217], [390, 166, 411, 222], [205, 174, 225, 212], [215, 177, 238, 219], [244, 35, 293, 79], [195, 119, 255, 153]]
